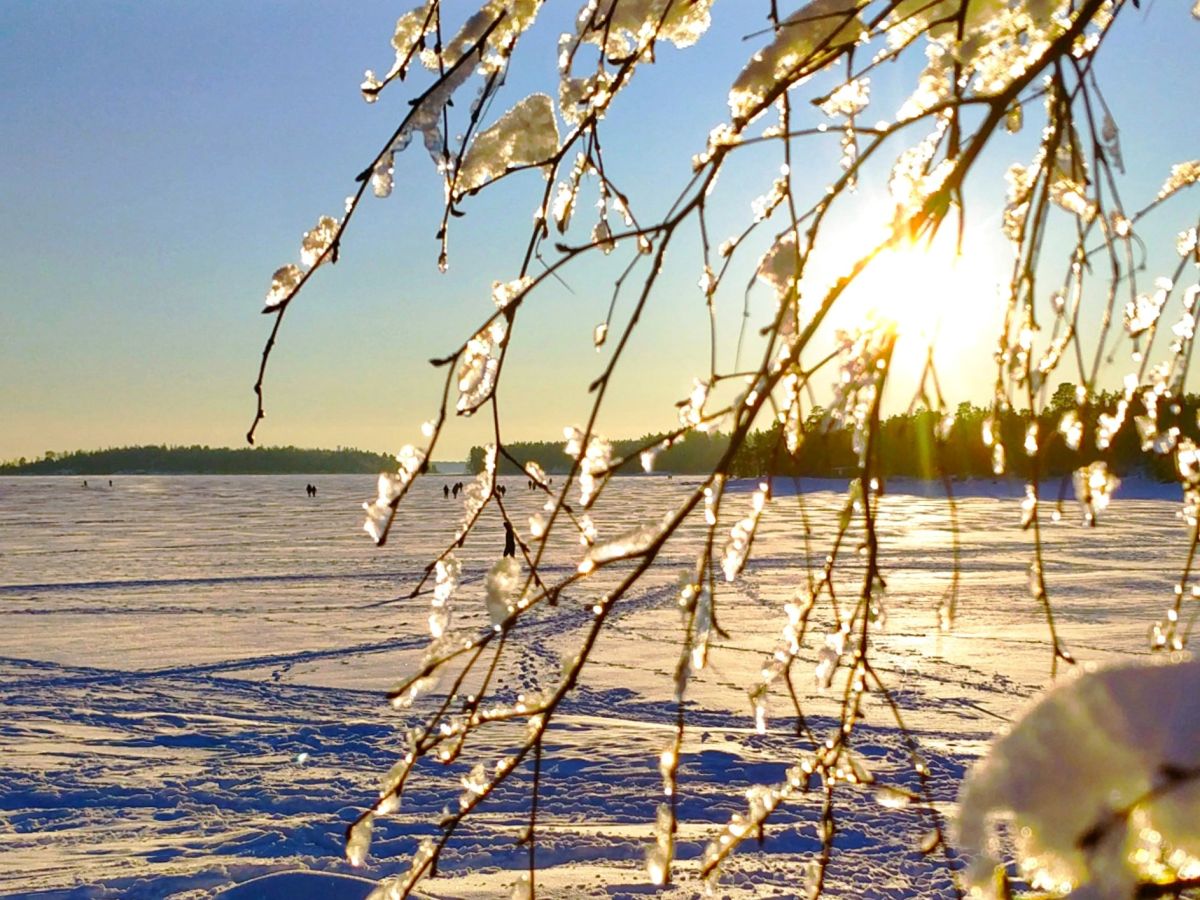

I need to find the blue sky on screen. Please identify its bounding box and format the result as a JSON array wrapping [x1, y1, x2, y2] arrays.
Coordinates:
[[1, 2, 1197, 463]]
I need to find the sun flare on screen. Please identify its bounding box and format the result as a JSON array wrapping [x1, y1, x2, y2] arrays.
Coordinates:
[[849, 236, 999, 341], [795, 221, 1007, 404]]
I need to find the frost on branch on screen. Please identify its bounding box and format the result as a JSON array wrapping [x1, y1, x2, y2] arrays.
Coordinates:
[[729, 0, 866, 125], [456, 94, 560, 196], [889, 118, 952, 223], [384, 3, 433, 82], [485, 556, 522, 626], [362, 445, 426, 544], [300, 215, 339, 267], [564, 427, 613, 507], [1124, 278, 1172, 338], [457, 319, 508, 413], [577, 0, 714, 56], [579, 511, 673, 575], [264, 264, 302, 310], [819, 76, 870, 118], [955, 659, 1200, 899], [644, 802, 674, 886], [722, 484, 768, 582], [492, 275, 533, 311], [457, 446, 496, 541], [1073, 462, 1119, 526], [1157, 160, 1200, 202], [263, 213, 341, 310], [371, 1, 547, 197], [346, 811, 374, 866], [757, 231, 804, 336], [430, 554, 460, 639]]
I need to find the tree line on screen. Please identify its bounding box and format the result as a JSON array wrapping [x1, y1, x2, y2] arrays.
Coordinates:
[[0, 445, 400, 475], [469, 384, 1195, 482]]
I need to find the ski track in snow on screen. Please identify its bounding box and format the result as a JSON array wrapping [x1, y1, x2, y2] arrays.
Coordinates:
[[0, 475, 1188, 898]]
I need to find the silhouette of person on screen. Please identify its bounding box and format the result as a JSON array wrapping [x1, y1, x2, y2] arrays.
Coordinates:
[[83, 480, 88, 488], [108, 479, 113, 488], [503, 521, 516, 558], [312, 484, 317, 497], [498, 485, 507, 497], [443, 484, 450, 498]]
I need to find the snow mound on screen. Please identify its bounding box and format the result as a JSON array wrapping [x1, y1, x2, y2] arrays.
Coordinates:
[[955, 658, 1200, 898]]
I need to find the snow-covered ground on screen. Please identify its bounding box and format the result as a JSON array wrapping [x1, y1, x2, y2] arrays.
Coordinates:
[[0, 475, 1189, 898]]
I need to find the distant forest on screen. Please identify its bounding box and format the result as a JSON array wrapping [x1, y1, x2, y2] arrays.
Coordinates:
[[9, 383, 1194, 480], [468, 384, 1197, 482], [0, 445, 400, 475]]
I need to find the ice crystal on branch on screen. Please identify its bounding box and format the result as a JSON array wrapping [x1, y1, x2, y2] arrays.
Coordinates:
[[578, 0, 714, 56], [430, 555, 459, 638], [457, 319, 507, 413], [564, 427, 612, 507], [491, 275, 533, 311], [264, 264, 302, 310], [1157, 160, 1200, 201], [579, 511, 672, 574], [721, 484, 768, 582], [299, 215, 339, 268], [456, 94, 559, 196], [1073, 462, 1119, 526], [729, 0, 866, 125], [485, 557, 522, 626], [818, 77, 870, 118]]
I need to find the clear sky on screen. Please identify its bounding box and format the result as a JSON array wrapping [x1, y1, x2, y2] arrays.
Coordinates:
[[2, 2, 1197, 463]]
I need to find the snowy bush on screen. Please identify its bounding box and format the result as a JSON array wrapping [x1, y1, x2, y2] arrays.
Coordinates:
[[250, 0, 1200, 896], [956, 659, 1200, 899]]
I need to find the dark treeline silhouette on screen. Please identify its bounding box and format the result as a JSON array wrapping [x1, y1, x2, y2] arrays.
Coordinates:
[[1, 445, 400, 476], [469, 384, 1197, 482], [468, 430, 732, 476]]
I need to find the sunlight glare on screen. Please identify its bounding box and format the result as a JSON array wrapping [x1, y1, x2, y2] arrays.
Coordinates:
[[852, 236, 991, 342], [810, 225, 1006, 400]]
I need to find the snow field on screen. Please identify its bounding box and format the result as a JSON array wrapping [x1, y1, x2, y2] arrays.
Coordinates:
[[0, 475, 1190, 897]]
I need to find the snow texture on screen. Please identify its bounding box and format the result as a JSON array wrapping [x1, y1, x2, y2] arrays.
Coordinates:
[[1, 474, 1195, 897], [955, 659, 1200, 899]]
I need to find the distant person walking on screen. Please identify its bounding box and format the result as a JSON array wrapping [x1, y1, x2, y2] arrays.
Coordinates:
[[503, 521, 516, 558], [443, 484, 450, 498]]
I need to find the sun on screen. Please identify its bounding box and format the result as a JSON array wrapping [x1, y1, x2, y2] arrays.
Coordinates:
[[851, 235, 999, 340], [802, 223, 1008, 402]]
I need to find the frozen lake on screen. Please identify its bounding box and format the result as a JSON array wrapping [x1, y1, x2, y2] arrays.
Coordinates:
[[0, 474, 1189, 898]]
